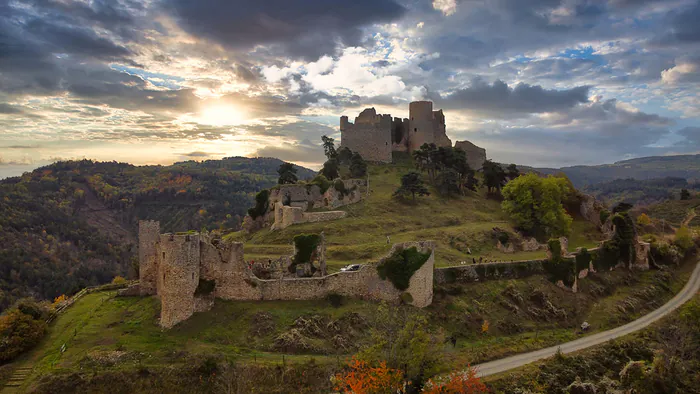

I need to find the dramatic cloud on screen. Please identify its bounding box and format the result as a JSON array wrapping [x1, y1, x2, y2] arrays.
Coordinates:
[[439, 78, 590, 116], [0, 0, 699, 178], [165, 0, 406, 59]]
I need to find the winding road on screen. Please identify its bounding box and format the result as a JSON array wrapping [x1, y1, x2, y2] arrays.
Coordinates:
[[474, 261, 700, 378]]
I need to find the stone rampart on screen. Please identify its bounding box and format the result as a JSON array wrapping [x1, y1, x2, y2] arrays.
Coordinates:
[[454, 140, 487, 170]]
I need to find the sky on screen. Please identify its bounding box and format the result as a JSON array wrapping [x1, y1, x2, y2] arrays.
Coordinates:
[[1, 0, 700, 178]]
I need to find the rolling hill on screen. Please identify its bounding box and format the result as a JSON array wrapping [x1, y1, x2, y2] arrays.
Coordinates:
[[529, 154, 700, 188], [0, 157, 315, 310]]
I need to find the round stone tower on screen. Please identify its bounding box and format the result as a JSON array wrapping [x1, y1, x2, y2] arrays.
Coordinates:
[[408, 101, 436, 151]]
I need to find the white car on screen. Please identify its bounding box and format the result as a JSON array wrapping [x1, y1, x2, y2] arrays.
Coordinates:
[[340, 264, 361, 272]]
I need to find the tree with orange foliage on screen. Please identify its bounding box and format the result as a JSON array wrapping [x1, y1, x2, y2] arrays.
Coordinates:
[[334, 357, 405, 394], [52, 294, 67, 306], [423, 366, 489, 394]]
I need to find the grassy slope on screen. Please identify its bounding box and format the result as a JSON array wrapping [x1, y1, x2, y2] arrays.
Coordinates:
[[236, 162, 602, 271], [11, 257, 695, 391]]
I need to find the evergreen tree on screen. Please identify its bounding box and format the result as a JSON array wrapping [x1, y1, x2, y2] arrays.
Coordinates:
[[394, 172, 430, 201], [482, 159, 507, 193], [321, 135, 337, 160], [276, 162, 298, 184]]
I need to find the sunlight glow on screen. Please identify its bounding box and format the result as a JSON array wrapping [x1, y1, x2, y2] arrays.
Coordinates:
[[198, 105, 247, 126]]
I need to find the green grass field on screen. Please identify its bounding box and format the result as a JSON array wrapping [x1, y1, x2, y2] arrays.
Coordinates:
[[230, 162, 602, 271]]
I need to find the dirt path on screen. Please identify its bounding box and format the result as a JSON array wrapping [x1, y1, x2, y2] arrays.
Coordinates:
[[474, 260, 700, 377]]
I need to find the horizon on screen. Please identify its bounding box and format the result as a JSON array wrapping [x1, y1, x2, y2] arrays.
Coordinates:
[[1, 0, 700, 179]]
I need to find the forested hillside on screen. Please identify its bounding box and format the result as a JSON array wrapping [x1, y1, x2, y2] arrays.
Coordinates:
[[0, 157, 314, 310], [530, 154, 700, 188], [584, 177, 700, 206]]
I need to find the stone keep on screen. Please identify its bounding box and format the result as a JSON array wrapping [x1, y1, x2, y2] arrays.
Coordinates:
[[340, 101, 452, 163], [454, 140, 487, 170]]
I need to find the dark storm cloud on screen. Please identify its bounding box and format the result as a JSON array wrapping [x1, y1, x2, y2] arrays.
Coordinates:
[[164, 0, 406, 59], [439, 78, 590, 116], [654, 2, 700, 45]]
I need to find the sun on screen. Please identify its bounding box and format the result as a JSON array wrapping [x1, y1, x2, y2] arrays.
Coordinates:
[[199, 105, 246, 126]]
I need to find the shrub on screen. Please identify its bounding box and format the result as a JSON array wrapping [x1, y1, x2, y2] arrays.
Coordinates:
[[674, 225, 694, 251], [111, 275, 126, 285], [600, 210, 611, 224], [0, 305, 48, 362], [290, 234, 321, 273], [575, 248, 591, 272], [326, 293, 344, 308], [424, 367, 488, 394], [333, 179, 347, 195], [247, 189, 269, 219], [376, 246, 431, 290], [195, 279, 216, 296], [636, 213, 651, 226], [543, 257, 576, 287], [399, 292, 413, 304], [333, 357, 403, 394], [310, 175, 332, 194]]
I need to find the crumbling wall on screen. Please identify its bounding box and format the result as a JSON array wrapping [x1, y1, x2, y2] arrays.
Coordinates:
[[138, 220, 160, 296], [158, 234, 201, 329], [454, 140, 487, 170], [252, 241, 435, 307], [340, 108, 392, 162]]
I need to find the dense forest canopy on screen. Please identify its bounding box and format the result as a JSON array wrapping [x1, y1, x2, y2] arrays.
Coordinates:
[[0, 157, 314, 310]]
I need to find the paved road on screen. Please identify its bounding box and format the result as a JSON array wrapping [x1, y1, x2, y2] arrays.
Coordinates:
[[474, 261, 700, 377]]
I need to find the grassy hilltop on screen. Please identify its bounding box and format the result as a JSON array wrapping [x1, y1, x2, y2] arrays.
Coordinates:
[[233, 160, 602, 271]]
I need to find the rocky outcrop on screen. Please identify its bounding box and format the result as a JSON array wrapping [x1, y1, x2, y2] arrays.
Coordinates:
[[454, 140, 487, 170]]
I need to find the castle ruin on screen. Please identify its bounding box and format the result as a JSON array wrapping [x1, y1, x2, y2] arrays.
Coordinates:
[[137, 220, 435, 328], [340, 101, 453, 163]]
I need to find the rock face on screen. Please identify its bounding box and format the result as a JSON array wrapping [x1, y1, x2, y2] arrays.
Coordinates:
[[454, 140, 487, 170]]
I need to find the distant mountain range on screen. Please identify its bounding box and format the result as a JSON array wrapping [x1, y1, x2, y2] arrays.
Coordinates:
[[521, 154, 700, 188]]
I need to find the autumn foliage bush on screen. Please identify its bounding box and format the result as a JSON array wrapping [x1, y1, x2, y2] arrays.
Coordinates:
[[333, 357, 404, 394], [423, 367, 488, 394], [0, 299, 49, 362]]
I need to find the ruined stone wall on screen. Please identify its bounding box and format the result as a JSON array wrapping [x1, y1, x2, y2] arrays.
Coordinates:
[[252, 241, 435, 307], [158, 234, 201, 329], [432, 110, 452, 147], [271, 203, 347, 230], [454, 140, 487, 170], [138, 220, 160, 296], [340, 108, 392, 162]]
